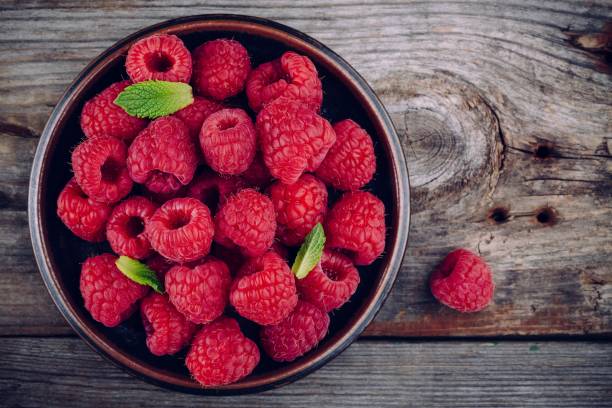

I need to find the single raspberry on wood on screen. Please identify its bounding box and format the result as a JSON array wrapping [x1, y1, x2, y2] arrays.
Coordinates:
[[256, 99, 336, 185], [106, 196, 157, 259], [185, 169, 244, 213], [80, 80, 147, 141], [269, 174, 328, 246], [165, 258, 231, 324], [72, 136, 133, 204], [326, 191, 386, 266], [186, 317, 260, 387], [126, 34, 192, 83], [80, 253, 148, 327], [140, 292, 196, 356], [145, 197, 214, 263], [173, 96, 223, 140], [260, 300, 329, 362], [429, 249, 495, 313]]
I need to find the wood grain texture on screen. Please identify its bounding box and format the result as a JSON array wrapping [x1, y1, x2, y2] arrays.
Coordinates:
[[0, 1, 611, 337]]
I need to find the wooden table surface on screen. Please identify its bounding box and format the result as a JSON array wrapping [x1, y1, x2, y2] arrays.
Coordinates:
[[1, 1, 611, 407]]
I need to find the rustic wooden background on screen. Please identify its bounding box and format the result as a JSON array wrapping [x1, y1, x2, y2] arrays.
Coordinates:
[[1, 1, 611, 406]]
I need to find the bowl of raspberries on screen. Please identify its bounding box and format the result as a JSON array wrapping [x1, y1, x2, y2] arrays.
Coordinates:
[[28, 15, 410, 393]]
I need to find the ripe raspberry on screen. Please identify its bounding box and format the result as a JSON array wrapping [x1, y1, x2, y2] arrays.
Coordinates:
[[126, 34, 192, 83], [106, 196, 157, 259], [326, 191, 385, 266], [72, 136, 133, 204], [80, 253, 148, 327], [185, 169, 243, 213], [269, 174, 328, 246], [297, 250, 360, 312], [80, 80, 147, 141], [186, 317, 260, 387], [145, 197, 214, 263], [246, 52, 323, 112], [127, 116, 198, 195], [173, 96, 223, 140], [257, 100, 336, 185], [230, 251, 298, 325], [192, 39, 251, 101], [57, 178, 112, 242], [429, 249, 495, 312], [316, 119, 376, 190], [146, 254, 174, 281], [215, 189, 276, 257], [241, 152, 272, 189], [260, 300, 329, 362], [199, 108, 256, 175], [140, 292, 196, 356]]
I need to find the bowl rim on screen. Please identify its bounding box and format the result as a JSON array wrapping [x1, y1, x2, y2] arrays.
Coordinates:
[[28, 14, 410, 395]]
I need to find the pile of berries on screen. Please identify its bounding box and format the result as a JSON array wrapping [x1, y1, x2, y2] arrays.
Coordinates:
[[57, 34, 386, 387]]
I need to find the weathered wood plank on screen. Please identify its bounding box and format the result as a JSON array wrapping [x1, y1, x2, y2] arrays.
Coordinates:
[[0, 1, 611, 336]]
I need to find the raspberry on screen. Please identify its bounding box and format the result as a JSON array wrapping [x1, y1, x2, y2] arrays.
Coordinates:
[[165, 258, 231, 324], [72, 136, 133, 204], [257, 100, 336, 185], [215, 189, 276, 257], [146, 254, 174, 281], [316, 119, 376, 190], [269, 174, 328, 246], [173, 96, 223, 140], [326, 191, 385, 266], [140, 292, 196, 356], [126, 34, 192, 83], [297, 250, 360, 312], [240, 152, 272, 189], [80, 253, 148, 327], [192, 39, 251, 101], [56, 178, 112, 242], [186, 317, 260, 387], [199, 108, 256, 175], [185, 169, 243, 213], [246, 52, 323, 112], [230, 251, 298, 325], [429, 249, 495, 312], [127, 116, 198, 194], [80, 80, 147, 141], [145, 197, 214, 263], [260, 300, 329, 362], [106, 196, 157, 259]]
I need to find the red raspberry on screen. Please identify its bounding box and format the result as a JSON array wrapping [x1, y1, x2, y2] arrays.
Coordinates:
[[297, 250, 360, 312], [57, 178, 112, 242], [127, 116, 198, 195], [230, 251, 298, 325], [269, 174, 328, 246], [173, 96, 223, 140], [260, 300, 329, 362], [192, 39, 251, 101], [215, 189, 276, 257], [106, 196, 157, 259], [199, 108, 256, 175], [72, 136, 133, 204], [146, 254, 174, 281], [185, 169, 243, 213], [326, 191, 385, 266], [80, 253, 148, 327], [429, 249, 495, 313], [316, 119, 376, 191], [186, 317, 260, 387], [246, 52, 323, 112], [241, 152, 272, 189], [145, 197, 214, 263], [140, 292, 196, 356], [165, 258, 231, 324], [126, 34, 192, 83], [257, 100, 336, 185], [80, 80, 147, 141]]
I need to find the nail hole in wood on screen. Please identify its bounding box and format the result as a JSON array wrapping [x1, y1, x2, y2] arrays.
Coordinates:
[[534, 144, 554, 159], [535, 206, 558, 226], [488, 206, 510, 224]]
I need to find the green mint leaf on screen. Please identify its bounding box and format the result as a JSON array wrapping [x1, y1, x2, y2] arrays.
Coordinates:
[[114, 80, 194, 119], [291, 223, 326, 279], [115, 256, 164, 293]]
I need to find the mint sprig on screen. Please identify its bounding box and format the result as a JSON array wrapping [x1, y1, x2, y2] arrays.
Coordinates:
[[114, 80, 194, 119], [291, 223, 326, 279], [115, 256, 164, 293]]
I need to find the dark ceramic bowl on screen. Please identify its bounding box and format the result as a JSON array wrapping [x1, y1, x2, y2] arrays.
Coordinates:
[[28, 15, 410, 394]]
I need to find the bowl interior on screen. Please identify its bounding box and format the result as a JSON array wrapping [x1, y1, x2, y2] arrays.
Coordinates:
[[32, 15, 407, 394]]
